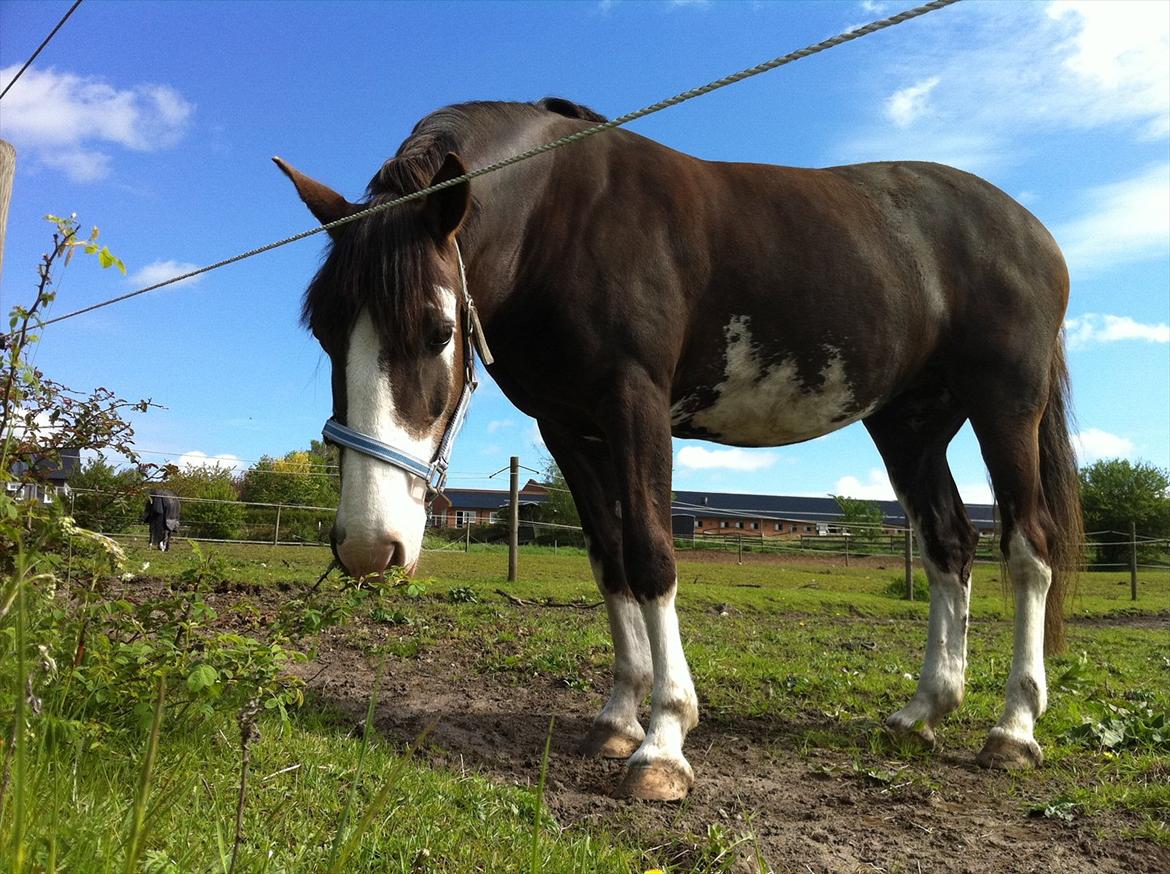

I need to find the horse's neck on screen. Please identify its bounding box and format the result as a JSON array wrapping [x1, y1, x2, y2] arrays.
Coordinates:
[[455, 118, 559, 324]]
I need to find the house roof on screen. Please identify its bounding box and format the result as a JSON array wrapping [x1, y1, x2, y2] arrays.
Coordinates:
[[10, 447, 81, 484], [440, 487, 550, 511], [671, 489, 997, 529]]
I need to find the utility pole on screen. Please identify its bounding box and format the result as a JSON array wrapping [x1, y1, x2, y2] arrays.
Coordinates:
[[0, 141, 15, 286], [508, 456, 519, 582]]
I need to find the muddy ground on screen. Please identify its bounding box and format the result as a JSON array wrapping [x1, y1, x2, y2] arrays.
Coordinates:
[[299, 620, 1167, 874], [122, 574, 1165, 873]]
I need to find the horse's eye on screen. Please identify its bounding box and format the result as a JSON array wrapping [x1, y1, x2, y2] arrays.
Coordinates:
[[429, 323, 455, 351]]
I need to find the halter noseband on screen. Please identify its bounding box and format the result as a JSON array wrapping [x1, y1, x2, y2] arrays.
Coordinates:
[[322, 240, 493, 493]]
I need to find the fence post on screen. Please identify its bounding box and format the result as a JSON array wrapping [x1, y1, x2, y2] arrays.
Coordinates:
[[465, 521, 471, 553], [1130, 521, 1138, 602], [904, 528, 914, 601], [737, 534, 743, 565], [845, 530, 850, 568], [508, 456, 519, 582], [273, 504, 282, 545]]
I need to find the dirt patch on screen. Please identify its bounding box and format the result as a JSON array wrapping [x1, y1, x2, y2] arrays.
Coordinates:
[[302, 625, 1166, 874], [108, 579, 1165, 871]]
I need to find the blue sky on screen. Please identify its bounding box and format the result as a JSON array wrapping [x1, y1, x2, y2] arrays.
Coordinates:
[[1, 0, 1167, 501]]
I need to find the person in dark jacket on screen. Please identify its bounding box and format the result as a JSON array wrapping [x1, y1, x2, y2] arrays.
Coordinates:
[[143, 489, 180, 551]]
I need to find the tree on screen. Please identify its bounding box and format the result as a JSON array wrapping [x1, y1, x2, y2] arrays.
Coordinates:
[[832, 494, 884, 543], [68, 456, 145, 532], [166, 464, 244, 540], [238, 444, 339, 543], [239, 446, 338, 508], [535, 456, 582, 535], [1080, 459, 1170, 565]]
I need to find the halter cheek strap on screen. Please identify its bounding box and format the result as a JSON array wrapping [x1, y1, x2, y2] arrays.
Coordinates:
[[323, 239, 492, 493]]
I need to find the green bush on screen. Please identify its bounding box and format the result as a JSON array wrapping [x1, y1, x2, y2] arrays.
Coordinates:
[[68, 456, 145, 532], [165, 465, 245, 540]]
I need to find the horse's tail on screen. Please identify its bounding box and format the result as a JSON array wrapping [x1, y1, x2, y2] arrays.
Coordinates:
[[1039, 340, 1083, 656]]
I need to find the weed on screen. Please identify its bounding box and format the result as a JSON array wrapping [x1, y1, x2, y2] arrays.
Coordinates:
[[1063, 698, 1169, 752], [1028, 797, 1080, 823], [448, 586, 478, 604]]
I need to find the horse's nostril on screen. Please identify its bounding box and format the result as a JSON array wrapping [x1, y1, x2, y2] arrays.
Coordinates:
[[389, 540, 407, 569]]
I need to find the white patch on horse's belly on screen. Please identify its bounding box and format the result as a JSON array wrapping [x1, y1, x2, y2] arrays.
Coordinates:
[[671, 315, 872, 445]]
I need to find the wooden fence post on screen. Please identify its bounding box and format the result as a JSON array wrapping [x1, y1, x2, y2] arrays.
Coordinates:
[[465, 521, 471, 553], [508, 456, 519, 582], [904, 528, 914, 601], [737, 533, 743, 565], [273, 504, 282, 545], [1130, 521, 1138, 602]]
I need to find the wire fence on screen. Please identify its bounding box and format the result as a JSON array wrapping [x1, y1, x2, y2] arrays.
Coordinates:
[[65, 486, 1170, 577]]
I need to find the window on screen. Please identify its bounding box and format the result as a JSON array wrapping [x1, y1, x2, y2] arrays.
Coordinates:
[[694, 519, 701, 529], [720, 521, 728, 529], [750, 522, 759, 530], [455, 510, 476, 528], [805, 525, 814, 532], [488, 512, 501, 524], [735, 521, 743, 529]]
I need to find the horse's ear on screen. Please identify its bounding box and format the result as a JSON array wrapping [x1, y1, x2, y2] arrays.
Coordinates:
[[272, 157, 359, 238], [423, 152, 470, 241]]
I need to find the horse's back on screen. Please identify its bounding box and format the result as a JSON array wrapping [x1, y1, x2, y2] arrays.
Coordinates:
[[664, 158, 1069, 447]]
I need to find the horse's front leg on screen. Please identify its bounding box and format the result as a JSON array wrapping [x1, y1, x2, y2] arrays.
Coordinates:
[[604, 380, 699, 801], [537, 422, 651, 759]]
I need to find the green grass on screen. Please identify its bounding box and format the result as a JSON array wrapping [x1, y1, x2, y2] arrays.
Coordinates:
[[11, 708, 641, 872], [19, 539, 1167, 868]]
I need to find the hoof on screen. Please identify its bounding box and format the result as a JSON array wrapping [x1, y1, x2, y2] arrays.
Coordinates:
[[580, 724, 643, 759], [615, 761, 694, 801], [884, 712, 936, 751], [976, 729, 1043, 770]]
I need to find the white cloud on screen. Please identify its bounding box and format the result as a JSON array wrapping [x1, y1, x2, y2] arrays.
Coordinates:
[[885, 77, 940, 127], [860, 1, 889, 13], [839, 2, 1169, 170], [1055, 163, 1170, 271], [0, 65, 194, 182], [836, 468, 993, 504], [527, 421, 545, 450], [677, 446, 777, 472], [129, 260, 203, 289], [1073, 428, 1134, 463], [955, 481, 995, 505], [486, 419, 515, 434], [1065, 313, 1170, 348], [834, 468, 894, 501], [175, 451, 246, 475], [1048, 0, 1170, 138]]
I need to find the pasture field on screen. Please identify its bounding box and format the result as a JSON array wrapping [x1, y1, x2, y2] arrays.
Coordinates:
[[11, 540, 1169, 872]]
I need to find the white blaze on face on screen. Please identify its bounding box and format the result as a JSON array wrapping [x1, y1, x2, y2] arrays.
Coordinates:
[[334, 290, 457, 577], [671, 315, 874, 445]]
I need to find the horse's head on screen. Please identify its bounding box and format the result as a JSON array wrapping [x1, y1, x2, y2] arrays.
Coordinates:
[[277, 153, 471, 578]]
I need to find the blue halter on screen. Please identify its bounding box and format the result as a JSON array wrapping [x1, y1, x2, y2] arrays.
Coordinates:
[[322, 241, 492, 493]]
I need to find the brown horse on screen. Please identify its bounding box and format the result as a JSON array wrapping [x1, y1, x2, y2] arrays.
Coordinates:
[[277, 98, 1081, 801]]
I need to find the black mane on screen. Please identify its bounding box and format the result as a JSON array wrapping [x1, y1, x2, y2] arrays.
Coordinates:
[[301, 98, 607, 353]]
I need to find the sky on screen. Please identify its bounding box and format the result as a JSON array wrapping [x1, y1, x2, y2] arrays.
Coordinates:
[[1, 0, 1167, 503]]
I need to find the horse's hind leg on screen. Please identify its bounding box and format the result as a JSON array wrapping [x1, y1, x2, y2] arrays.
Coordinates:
[[967, 405, 1054, 769], [539, 422, 651, 760], [865, 388, 978, 749]]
